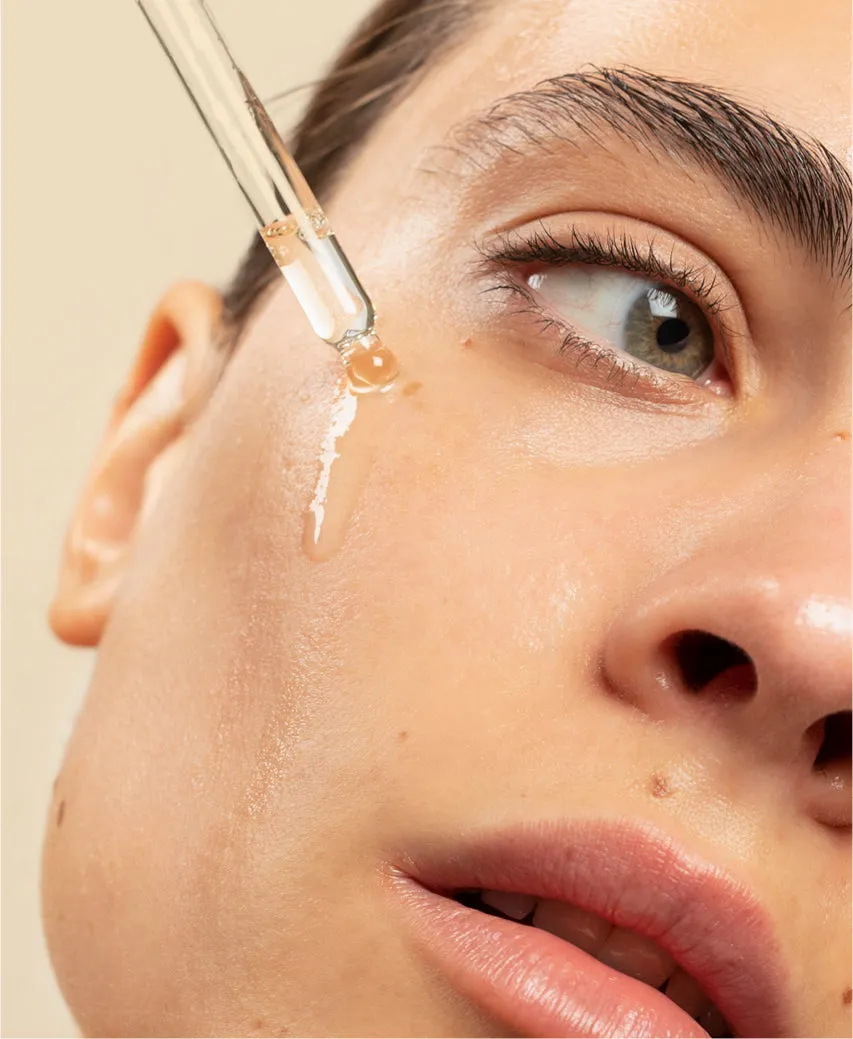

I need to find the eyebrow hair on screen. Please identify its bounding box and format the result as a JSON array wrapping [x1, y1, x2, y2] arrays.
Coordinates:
[[445, 67, 852, 283]]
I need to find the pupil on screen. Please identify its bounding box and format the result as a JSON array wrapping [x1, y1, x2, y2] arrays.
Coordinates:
[[656, 317, 690, 353]]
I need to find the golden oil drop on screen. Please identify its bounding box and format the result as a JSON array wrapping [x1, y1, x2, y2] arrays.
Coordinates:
[[341, 332, 399, 394]]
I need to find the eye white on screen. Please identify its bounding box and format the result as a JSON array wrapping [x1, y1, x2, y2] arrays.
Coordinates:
[[527, 267, 665, 352]]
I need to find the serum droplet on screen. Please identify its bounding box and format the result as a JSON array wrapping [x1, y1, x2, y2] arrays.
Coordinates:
[[341, 332, 399, 393]]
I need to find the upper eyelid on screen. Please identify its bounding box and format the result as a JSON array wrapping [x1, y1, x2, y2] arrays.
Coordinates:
[[477, 223, 729, 318]]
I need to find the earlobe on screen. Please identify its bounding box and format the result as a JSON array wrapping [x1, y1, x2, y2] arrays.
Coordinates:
[[50, 282, 225, 647]]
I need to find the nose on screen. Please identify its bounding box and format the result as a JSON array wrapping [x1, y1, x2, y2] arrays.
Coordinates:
[[602, 459, 851, 830]]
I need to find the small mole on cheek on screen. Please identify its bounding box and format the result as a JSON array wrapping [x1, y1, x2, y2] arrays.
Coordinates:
[[56, 800, 66, 827], [461, 336, 473, 348], [649, 772, 673, 798], [402, 381, 423, 397], [251, 1020, 264, 1032], [843, 987, 852, 1005], [397, 730, 409, 742]]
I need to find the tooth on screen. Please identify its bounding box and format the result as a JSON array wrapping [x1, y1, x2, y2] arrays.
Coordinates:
[[480, 890, 537, 920], [532, 899, 613, 956], [594, 925, 676, 988], [663, 967, 712, 1019], [698, 1004, 729, 1038]]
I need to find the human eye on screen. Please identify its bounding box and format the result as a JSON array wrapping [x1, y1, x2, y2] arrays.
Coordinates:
[[477, 221, 743, 404]]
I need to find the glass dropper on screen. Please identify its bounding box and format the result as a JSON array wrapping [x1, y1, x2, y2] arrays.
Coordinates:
[[135, 0, 398, 392]]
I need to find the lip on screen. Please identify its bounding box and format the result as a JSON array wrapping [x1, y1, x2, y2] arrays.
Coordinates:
[[388, 817, 793, 1038]]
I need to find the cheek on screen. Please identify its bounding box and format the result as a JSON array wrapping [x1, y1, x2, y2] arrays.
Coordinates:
[[40, 271, 707, 1032]]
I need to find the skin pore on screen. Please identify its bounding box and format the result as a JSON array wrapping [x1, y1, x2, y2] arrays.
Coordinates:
[[43, 0, 850, 1036]]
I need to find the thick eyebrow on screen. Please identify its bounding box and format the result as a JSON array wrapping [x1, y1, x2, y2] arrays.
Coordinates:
[[443, 67, 851, 283]]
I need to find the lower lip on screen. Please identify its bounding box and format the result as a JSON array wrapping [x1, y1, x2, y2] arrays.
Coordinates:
[[395, 881, 711, 1038]]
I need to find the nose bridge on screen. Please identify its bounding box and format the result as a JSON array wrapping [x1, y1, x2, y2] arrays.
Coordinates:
[[706, 424, 851, 610], [739, 441, 851, 609]]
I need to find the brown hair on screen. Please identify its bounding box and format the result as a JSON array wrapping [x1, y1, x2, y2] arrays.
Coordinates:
[[221, 0, 482, 346]]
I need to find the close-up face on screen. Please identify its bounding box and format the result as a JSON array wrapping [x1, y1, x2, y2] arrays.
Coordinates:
[[42, 0, 851, 1036]]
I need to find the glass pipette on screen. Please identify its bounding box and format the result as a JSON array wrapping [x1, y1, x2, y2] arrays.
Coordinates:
[[135, 0, 399, 392]]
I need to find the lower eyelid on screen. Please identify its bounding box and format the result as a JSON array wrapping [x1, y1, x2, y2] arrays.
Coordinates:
[[556, 319, 675, 394]]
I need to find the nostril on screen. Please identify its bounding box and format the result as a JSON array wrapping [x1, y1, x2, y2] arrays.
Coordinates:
[[813, 711, 852, 771], [671, 630, 755, 693]]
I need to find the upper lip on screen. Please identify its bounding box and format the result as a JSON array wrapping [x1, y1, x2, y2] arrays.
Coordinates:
[[395, 817, 794, 1037]]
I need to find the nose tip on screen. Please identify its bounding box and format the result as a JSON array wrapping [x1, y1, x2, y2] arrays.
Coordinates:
[[603, 573, 852, 829]]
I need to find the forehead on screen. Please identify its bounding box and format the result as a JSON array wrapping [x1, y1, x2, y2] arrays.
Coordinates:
[[447, 0, 849, 159]]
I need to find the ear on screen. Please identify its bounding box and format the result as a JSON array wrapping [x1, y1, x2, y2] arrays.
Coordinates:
[[50, 282, 226, 647]]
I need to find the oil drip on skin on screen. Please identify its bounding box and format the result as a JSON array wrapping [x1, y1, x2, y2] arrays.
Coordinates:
[[302, 335, 400, 561], [260, 212, 401, 558]]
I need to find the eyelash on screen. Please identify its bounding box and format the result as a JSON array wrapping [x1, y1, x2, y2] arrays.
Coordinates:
[[477, 224, 736, 397]]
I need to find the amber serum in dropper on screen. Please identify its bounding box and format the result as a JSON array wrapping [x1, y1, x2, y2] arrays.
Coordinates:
[[136, 0, 401, 555], [135, 0, 399, 389]]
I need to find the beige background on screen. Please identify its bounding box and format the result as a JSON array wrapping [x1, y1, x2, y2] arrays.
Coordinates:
[[2, 1, 376, 1034]]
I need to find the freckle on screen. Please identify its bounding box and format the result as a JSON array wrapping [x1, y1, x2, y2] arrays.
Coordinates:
[[461, 336, 473, 348], [402, 381, 423, 397], [649, 772, 673, 798], [251, 1019, 264, 1032], [56, 800, 66, 827], [833, 431, 850, 441], [843, 987, 852, 1005], [397, 730, 409, 742]]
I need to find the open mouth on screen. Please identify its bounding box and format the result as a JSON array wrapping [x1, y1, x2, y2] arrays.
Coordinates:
[[453, 888, 734, 1037], [390, 819, 790, 1038]]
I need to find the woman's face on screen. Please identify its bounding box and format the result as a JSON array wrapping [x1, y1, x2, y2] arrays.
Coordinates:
[[43, 0, 851, 1036]]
